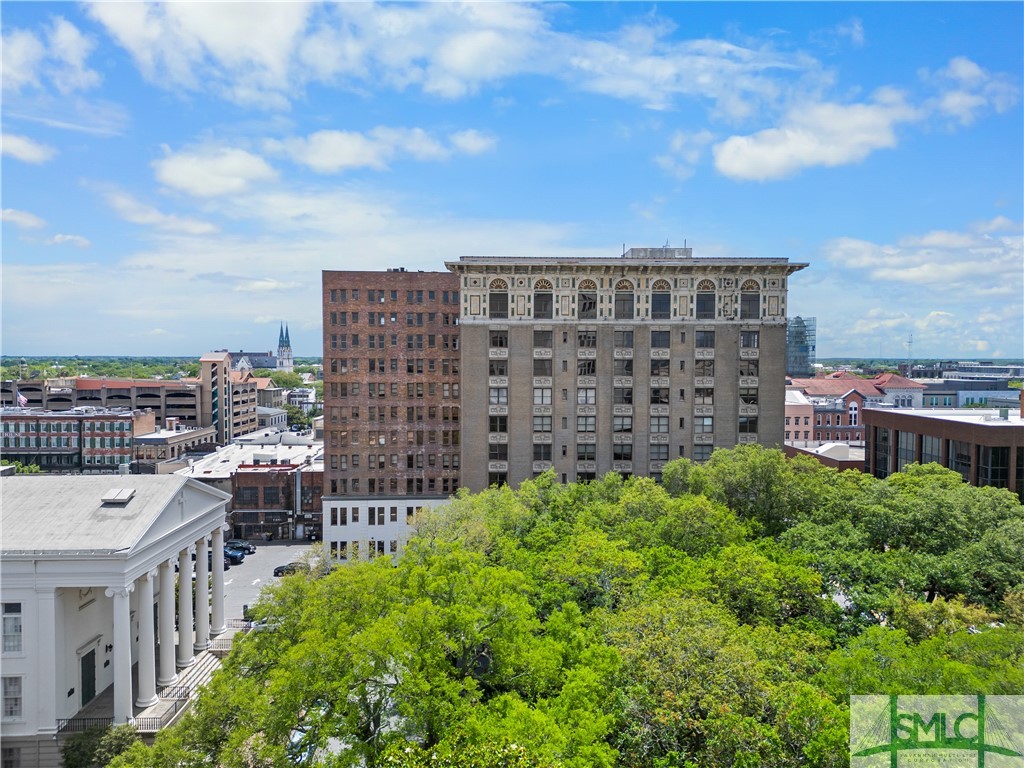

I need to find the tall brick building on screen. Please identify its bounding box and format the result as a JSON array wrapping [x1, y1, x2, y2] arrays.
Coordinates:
[[321, 269, 461, 560]]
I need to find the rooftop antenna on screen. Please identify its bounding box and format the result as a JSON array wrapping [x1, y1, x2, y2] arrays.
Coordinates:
[[904, 333, 913, 374]]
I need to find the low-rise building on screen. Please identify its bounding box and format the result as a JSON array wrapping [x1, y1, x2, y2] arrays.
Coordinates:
[[864, 405, 1024, 498], [178, 440, 324, 540], [0, 407, 156, 473], [1, 475, 231, 767], [256, 407, 288, 430], [133, 418, 217, 470]]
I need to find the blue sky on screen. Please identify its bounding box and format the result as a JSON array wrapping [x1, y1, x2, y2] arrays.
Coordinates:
[[2, 2, 1021, 359]]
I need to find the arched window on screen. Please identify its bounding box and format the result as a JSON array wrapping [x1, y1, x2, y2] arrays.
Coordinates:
[[695, 279, 716, 320], [534, 278, 553, 319], [578, 279, 597, 319], [651, 279, 671, 320], [740, 279, 760, 320], [848, 402, 859, 426], [614, 279, 635, 320], [489, 279, 508, 319]]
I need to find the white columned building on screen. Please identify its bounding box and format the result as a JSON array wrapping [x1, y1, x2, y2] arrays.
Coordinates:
[[0, 475, 231, 768]]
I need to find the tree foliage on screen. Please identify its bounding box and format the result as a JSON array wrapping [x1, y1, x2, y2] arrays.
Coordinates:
[[111, 446, 1024, 768]]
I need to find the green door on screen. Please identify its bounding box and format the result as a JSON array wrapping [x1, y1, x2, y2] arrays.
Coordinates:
[[81, 649, 96, 705]]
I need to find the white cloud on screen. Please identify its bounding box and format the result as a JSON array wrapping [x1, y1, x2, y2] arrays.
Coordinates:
[[104, 190, 218, 235], [655, 129, 715, 180], [264, 126, 492, 173], [448, 129, 498, 155], [713, 88, 922, 181], [153, 146, 277, 197], [2, 209, 46, 229], [836, 18, 865, 47], [1, 17, 100, 94], [46, 17, 101, 93], [46, 234, 91, 248], [233, 279, 303, 293], [927, 56, 1019, 126], [2, 132, 57, 163], [1, 28, 45, 91]]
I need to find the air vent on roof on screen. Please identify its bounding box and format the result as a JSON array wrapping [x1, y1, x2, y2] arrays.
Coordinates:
[[101, 488, 136, 504]]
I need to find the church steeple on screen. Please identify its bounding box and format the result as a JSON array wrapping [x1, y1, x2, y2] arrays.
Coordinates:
[[276, 320, 294, 373]]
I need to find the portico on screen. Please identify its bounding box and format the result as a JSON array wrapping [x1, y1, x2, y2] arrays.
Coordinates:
[[1, 475, 232, 768]]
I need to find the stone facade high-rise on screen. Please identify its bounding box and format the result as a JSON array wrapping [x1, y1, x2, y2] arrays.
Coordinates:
[[446, 248, 807, 490]]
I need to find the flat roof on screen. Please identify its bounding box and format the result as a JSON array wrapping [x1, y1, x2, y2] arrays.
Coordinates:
[[865, 407, 1023, 427], [179, 441, 325, 479]]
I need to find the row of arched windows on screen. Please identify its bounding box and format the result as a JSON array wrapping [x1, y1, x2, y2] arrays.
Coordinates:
[[486, 278, 763, 320]]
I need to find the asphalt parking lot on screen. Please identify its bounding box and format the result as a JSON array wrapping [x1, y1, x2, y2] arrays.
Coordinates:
[[220, 541, 320, 621]]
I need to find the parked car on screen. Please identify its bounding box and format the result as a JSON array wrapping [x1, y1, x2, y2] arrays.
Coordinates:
[[224, 546, 246, 565], [274, 562, 309, 577], [226, 539, 257, 554]]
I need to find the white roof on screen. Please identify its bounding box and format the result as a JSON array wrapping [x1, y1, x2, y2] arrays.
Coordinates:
[[179, 441, 325, 480], [0, 475, 223, 554]]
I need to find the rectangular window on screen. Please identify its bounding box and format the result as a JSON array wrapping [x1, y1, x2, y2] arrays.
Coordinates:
[[577, 330, 597, 348], [613, 416, 633, 433], [740, 292, 760, 320], [695, 330, 715, 348], [577, 416, 596, 433], [533, 443, 552, 461], [489, 388, 508, 405], [650, 387, 669, 405], [651, 293, 671, 320], [651, 330, 670, 348], [739, 359, 759, 377], [738, 416, 758, 434], [650, 444, 669, 461], [578, 291, 597, 319], [533, 330, 552, 348], [650, 416, 669, 433], [740, 330, 759, 349], [577, 443, 596, 461], [488, 444, 509, 461], [533, 358, 552, 376], [695, 360, 715, 377], [613, 444, 633, 461], [614, 292, 634, 319], [695, 417, 714, 434], [695, 292, 715, 320], [489, 416, 508, 433], [489, 360, 507, 376], [693, 445, 712, 462], [2, 677, 21, 718], [739, 388, 758, 405], [489, 330, 509, 348], [694, 388, 714, 405], [614, 330, 633, 348], [613, 387, 633, 405], [613, 359, 633, 377], [1, 605, 21, 653], [533, 415, 552, 433], [534, 293, 553, 319], [533, 388, 552, 405], [489, 292, 508, 319], [650, 358, 669, 377], [577, 388, 596, 405], [577, 359, 596, 376]]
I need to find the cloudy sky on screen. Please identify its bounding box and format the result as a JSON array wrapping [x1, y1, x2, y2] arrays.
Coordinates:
[[2, 2, 1021, 359]]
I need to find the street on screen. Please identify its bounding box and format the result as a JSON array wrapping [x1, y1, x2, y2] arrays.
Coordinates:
[[219, 541, 321, 621]]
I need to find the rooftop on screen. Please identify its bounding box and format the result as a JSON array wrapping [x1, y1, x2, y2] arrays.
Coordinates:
[[866, 408, 1023, 427], [179, 441, 324, 480], [1, 475, 192, 554]]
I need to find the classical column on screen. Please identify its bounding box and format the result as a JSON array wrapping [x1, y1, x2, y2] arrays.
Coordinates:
[[135, 571, 159, 707], [176, 547, 195, 668], [194, 536, 210, 652], [211, 527, 226, 636], [36, 590, 58, 734], [157, 559, 178, 686], [105, 585, 135, 724]]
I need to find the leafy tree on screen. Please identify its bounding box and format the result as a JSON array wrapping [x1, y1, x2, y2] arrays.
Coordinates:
[[64, 724, 140, 768], [1, 459, 42, 474]]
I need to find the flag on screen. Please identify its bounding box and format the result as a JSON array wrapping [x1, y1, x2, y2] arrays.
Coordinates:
[[16, 391, 28, 407]]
